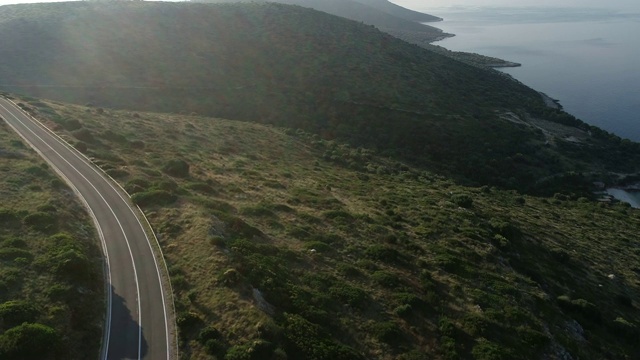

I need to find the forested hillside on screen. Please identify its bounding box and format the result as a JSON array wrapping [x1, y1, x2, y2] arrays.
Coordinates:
[[195, 0, 448, 42], [0, 2, 639, 193]]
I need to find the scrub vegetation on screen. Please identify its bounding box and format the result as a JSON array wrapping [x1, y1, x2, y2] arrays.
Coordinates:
[[1, 2, 640, 359], [18, 98, 639, 360], [0, 117, 104, 359]]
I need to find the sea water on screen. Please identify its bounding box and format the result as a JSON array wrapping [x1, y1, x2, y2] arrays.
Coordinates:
[[420, 5, 640, 141]]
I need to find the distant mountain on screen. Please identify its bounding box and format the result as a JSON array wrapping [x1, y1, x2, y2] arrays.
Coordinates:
[[194, 0, 450, 42], [353, 0, 442, 22], [0, 2, 638, 193]]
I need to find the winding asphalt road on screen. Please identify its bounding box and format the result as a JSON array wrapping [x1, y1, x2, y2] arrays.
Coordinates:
[[0, 97, 174, 360]]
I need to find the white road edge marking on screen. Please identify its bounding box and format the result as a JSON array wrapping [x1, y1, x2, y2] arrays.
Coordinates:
[[0, 101, 151, 359]]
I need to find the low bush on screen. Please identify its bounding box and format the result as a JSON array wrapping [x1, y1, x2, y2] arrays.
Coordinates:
[[131, 190, 177, 207], [471, 338, 511, 360], [0, 301, 39, 330], [0, 209, 21, 228], [557, 296, 601, 322], [371, 270, 400, 288], [105, 168, 129, 179], [74, 141, 88, 153], [451, 193, 473, 208], [329, 283, 368, 309], [129, 140, 146, 149], [162, 159, 190, 178], [225, 340, 275, 360], [71, 128, 95, 143], [185, 182, 217, 195], [63, 119, 82, 131], [371, 321, 404, 347], [303, 241, 331, 252], [365, 245, 405, 266], [0, 248, 33, 262], [0, 323, 61, 360], [611, 317, 638, 340], [22, 212, 57, 232]]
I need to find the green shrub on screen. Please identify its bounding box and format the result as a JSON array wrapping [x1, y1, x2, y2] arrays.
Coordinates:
[[25, 165, 50, 178], [106, 168, 129, 179], [372, 321, 404, 347], [394, 304, 413, 318], [451, 193, 473, 208], [371, 270, 400, 288], [489, 219, 522, 241], [0, 323, 60, 360], [48, 248, 95, 284], [130, 140, 145, 149], [0, 248, 33, 262], [557, 296, 601, 322], [131, 190, 177, 207], [152, 179, 179, 192], [323, 210, 353, 220], [185, 182, 217, 195], [303, 241, 331, 252], [162, 159, 190, 177], [329, 283, 368, 309], [471, 338, 511, 360], [364, 245, 404, 265], [225, 340, 275, 360], [205, 339, 226, 357], [0, 238, 27, 248], [282, 314, 361, 360], [440, 336, 460, 360], [74, 141, 88, 153], [176, 311, 203, 333], [100, 130, 128, 144], [0, 301, 39, 330], [612, 317, 638, 340], [438, 317, 456, 337], [71, 128, 95, 143], [240, 205, 276, 218], [336, 263, 362, 278], [22, 212, 57, 232], [63, 119, 82, 131], [198, 326, 225, 356], [0, 209, 20, 227]]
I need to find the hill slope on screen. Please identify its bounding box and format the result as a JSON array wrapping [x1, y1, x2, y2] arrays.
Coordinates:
[[0, 110, 103, 359], [14, 96, 640, 360], [354, 0, 441, 22], [194, 0, 449, 42], [0, 2, 639, 193]]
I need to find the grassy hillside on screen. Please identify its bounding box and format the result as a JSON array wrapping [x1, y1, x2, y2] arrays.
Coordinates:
[[194, 0, 449, 42], [0, 107, 103, 359], [354, 0, 441, 22], [17, 96, 640, 360], [1, 2, 639, 194]]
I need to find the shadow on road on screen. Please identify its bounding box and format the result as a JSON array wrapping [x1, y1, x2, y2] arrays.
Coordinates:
[[107, 285, 148, 360]]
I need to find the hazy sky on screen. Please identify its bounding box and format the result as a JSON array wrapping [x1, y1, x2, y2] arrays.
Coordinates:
[[392, 0, 640, 11], [1, 0, 638, 9]]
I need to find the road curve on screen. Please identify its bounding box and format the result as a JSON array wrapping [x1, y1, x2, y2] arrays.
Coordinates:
[[0, 97, 174, 360]]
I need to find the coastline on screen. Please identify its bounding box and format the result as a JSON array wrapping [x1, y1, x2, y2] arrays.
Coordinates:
[[606, 188, 640, 208], [540, 92, 563, 110]]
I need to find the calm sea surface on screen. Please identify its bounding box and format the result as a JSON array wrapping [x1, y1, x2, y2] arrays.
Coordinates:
[[424, 6, 640, 141]]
